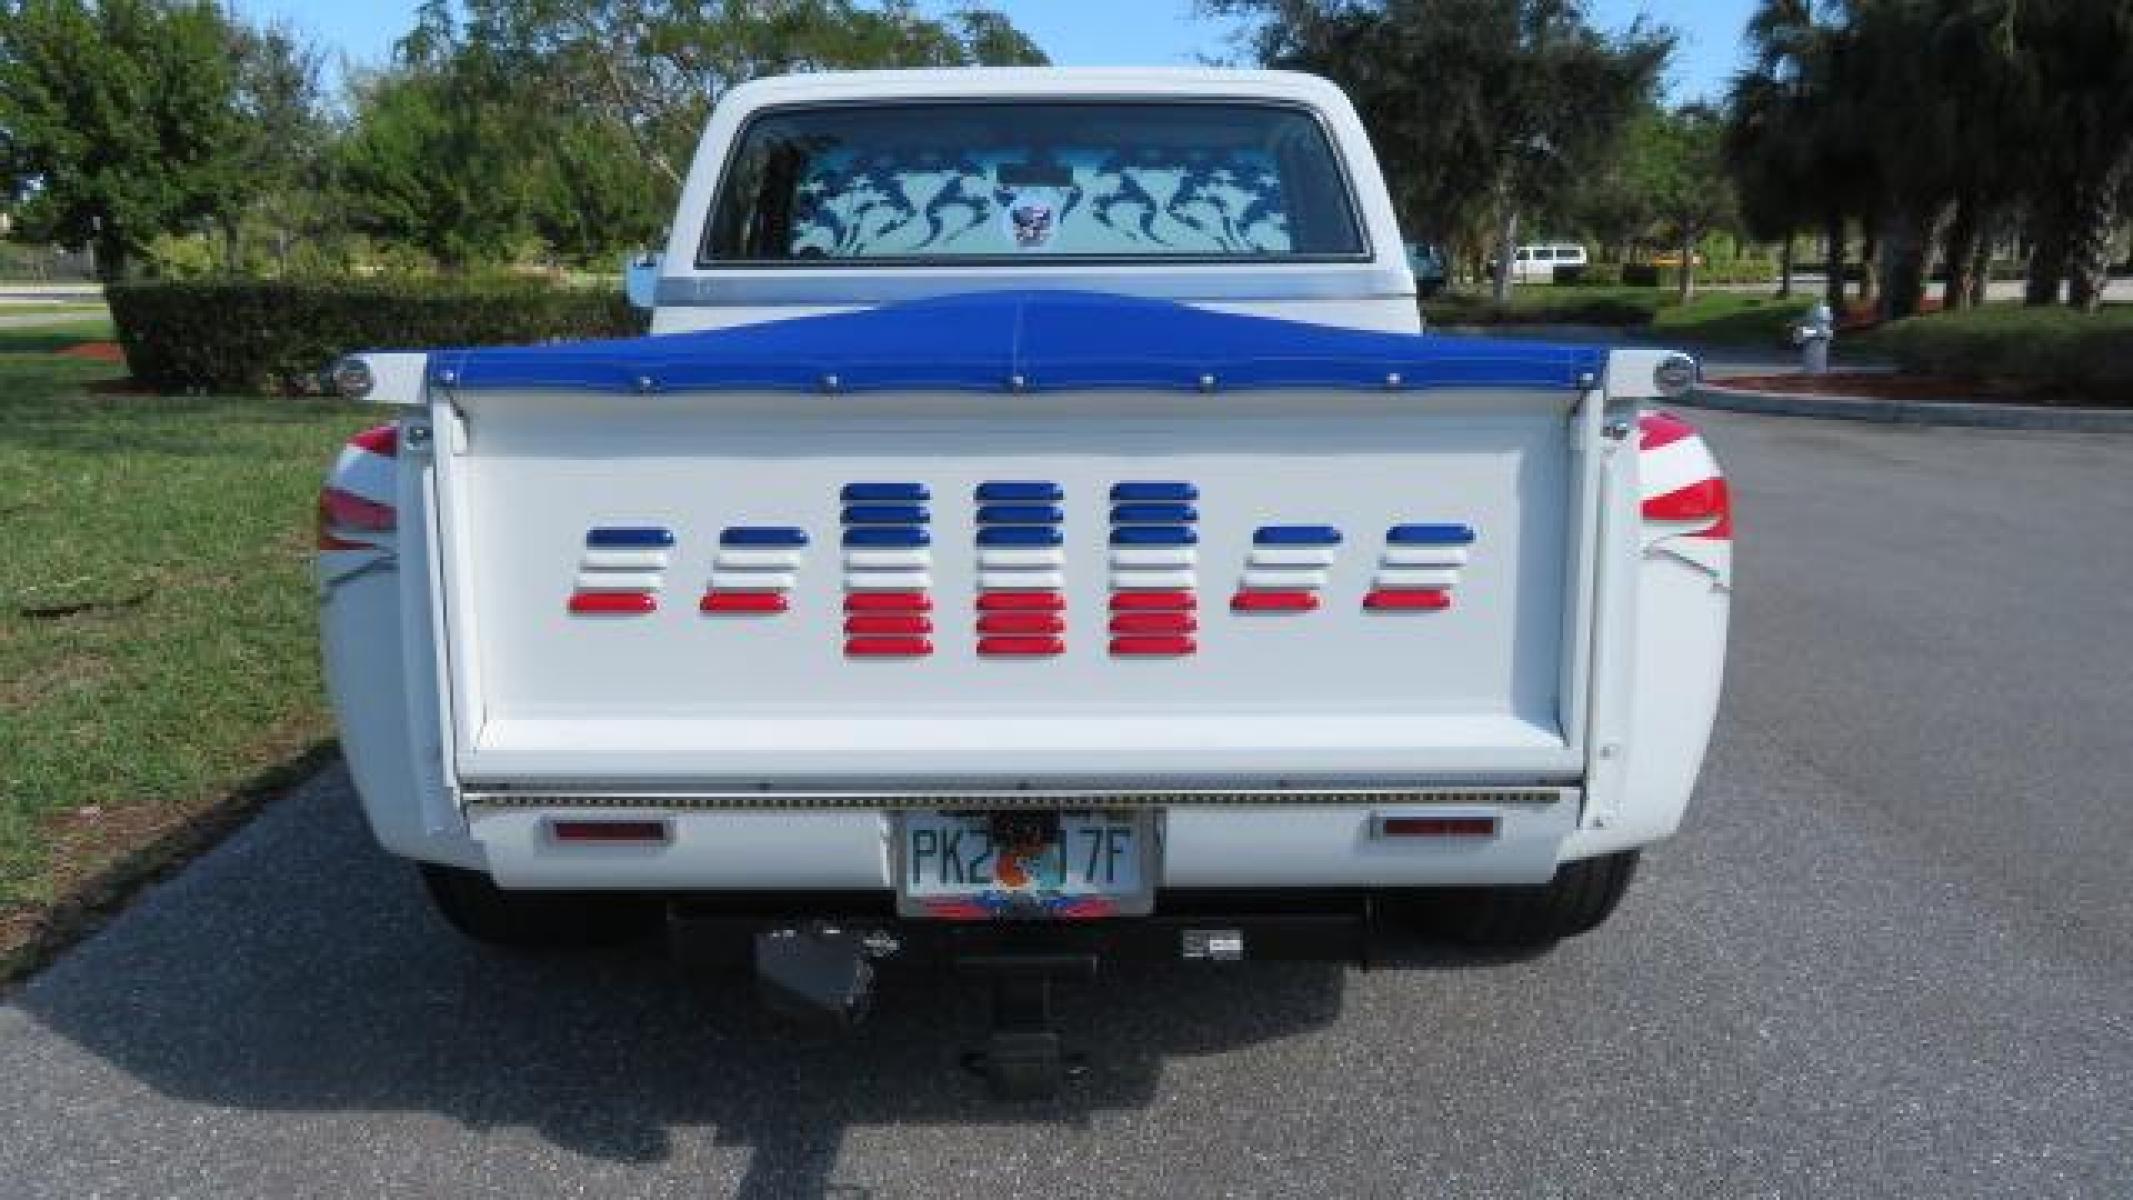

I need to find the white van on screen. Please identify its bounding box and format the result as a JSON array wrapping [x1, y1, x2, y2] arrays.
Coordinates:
[[1508, 243, 1589, 283]]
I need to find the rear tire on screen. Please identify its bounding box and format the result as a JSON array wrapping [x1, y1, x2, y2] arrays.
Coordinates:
[[1427, 850, 1641, 949], [418, 863, 659, 950]]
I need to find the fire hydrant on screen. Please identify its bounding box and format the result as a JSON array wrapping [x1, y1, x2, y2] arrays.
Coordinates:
[[1791, 302, 1835, 375]]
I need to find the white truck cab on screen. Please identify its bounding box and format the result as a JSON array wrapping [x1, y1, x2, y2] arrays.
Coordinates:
[[319, 69, 1730, 1098], [645, 68, 1423, 335]]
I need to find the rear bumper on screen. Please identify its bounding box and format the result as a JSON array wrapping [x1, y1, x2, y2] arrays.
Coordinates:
[[461, 798, 1581, 891], [668, 889, 1375, 969]]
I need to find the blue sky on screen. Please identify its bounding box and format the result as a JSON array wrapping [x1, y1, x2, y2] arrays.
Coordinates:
[[237, 0, 1754, 103]]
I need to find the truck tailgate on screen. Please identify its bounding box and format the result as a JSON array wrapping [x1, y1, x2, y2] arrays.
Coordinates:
[[420, 295, 1604, 790]]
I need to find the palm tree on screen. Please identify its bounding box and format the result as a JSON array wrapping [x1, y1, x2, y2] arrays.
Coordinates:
[[2012, 1, 2133, 311], [1732, 0, 1825, 303]]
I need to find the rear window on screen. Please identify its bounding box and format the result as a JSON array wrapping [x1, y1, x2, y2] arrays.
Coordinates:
[[701, 101, 1367, 266]]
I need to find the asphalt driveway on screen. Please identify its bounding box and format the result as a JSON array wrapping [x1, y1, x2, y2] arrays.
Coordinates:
[[2, 409, 2128, 1197]]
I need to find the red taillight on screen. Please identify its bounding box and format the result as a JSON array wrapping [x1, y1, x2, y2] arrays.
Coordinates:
[[319, 487, 395, 531], [317, 486, 396, 550], [1643, 477, 1733, 539], [549, 819, 669, 844], [1378, 815, 1498, 838], [318, 426, 399, 552], [1636, 410, 1696, 451], [349, 424, 399, 457]]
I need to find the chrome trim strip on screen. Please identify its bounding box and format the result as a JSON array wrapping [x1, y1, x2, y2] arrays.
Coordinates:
[[465, 787, 1574, 812], [653, 267, 1414, 309]]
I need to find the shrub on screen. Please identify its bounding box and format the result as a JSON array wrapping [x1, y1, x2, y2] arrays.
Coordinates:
[[1558, 262, 1626, 287], [1867, 306, 2133, 403], [1622, 260, 1777, 288], [108, 278, 647, 394], [1423, 288, 1662, 327]]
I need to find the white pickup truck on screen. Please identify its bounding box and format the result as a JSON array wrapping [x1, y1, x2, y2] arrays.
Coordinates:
[[318, 68, 1731, 1096]]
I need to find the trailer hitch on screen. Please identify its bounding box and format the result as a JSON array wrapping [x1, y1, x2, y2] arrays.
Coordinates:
[[957, 952, 1098, 1101], [753, 923, 899, 1028]]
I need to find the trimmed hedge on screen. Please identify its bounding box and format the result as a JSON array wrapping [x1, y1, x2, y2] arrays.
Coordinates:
[[108, 279, 647, 394], [1867, 306, 2133, 403], [1423, 289, 1661, 327], [1621, 260, 1778, 288]]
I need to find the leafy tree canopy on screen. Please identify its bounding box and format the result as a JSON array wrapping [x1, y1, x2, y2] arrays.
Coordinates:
[[1211, 0, 1671, 253], [0, 0, 248, 278]]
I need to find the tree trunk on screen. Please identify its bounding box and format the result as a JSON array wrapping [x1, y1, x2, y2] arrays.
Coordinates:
[[1858, 230, 1879, 308], [93, 231, 128, 284], [1967, 235, 1991, 308], [1824, 211, 1847, 311], [1776, 236, 1795, 299], [1491, 207, 1519, 305], [2025, 204, 2068, 305], [2065, 153, 2132, 312], [1677, 230, 1696, 304], [1941, 195, 1981, 312], [1877, 208, 1931, 322]]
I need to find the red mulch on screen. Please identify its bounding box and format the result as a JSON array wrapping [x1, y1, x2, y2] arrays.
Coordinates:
[[1710, 371, 2110, 407], [58, 340, 125, 363]]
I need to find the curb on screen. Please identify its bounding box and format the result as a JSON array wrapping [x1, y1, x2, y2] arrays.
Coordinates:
[[1687, 380, 2133, 433]]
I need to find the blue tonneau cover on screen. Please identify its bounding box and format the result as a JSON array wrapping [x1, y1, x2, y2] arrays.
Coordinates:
[[430, 290, 1605, 395]]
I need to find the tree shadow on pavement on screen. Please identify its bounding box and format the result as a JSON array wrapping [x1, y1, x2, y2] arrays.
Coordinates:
[[6, 764, 1548, 1196]]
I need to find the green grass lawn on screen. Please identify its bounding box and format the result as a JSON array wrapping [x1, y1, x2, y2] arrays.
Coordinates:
[[0, 320, 370, 968], [0, 302, 108, 318]]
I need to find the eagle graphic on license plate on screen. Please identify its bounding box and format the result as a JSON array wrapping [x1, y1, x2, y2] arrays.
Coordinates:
[[899, 811, 1150, 920]]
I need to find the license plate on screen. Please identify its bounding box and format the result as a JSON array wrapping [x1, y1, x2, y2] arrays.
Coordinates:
[[896, 810, 1153, 920]]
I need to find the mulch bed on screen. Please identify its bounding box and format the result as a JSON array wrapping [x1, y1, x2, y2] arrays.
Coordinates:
[[1710, 371, 2117, 408], [58, 341, 125, 363]]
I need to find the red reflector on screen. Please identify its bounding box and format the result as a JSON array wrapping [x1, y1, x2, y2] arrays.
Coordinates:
[[977, 591, 1065, 612], [978, 612, 1065, 635], [349, 424, 399, 457], [317, 529, 371, 551], [846, 591, 932, 612], [569, 591, 656, 615], [1111, 590, 1196, 611], [319, 486, 394, 531], [1110, 611, 1197, 634], [1111, 635, 1196, 656], [845, 613, 931, 635], [550, 819, 669, 844], [1231, 590, 1319, 612], [846, 635, 932, 656], [1636, 410, 1696, 452], [701, 591, 788, 614], [1379, 816, 1498, 838], [1643, 477, 1727, 522], [978, 635, 1065, 656], [1364, 588, 1452, 611]]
